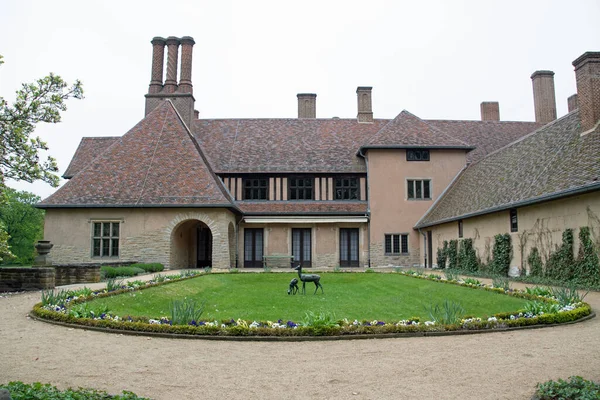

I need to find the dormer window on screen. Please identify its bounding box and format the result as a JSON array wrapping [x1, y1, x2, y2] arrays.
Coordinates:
[[244, 177, 268, 200], [289, 177, 314, 200], [406, 149, 430, 161]]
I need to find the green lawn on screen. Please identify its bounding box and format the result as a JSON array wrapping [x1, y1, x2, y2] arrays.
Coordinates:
[[87, 273, 529, 322]]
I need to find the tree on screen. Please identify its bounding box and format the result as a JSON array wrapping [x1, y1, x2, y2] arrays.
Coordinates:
[[0, 54, 83, 261], [0, 188, 45, 264]]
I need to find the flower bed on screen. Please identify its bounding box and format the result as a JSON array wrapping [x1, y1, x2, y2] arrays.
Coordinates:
[[30, 270, 593, 339]]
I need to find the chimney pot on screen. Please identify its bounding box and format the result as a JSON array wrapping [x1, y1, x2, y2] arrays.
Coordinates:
[[573, 51, 600, 132], [179, 36, 195, 94], [194, 109, 199, 119], [356, 86, 373, 123], [297, 93, 317, 118], [480, 102, 500, 121], [567, 94, 578, 113], [531, 70, 557, 124], [164, 36, 181, 94], [148, 37, 166, 94]]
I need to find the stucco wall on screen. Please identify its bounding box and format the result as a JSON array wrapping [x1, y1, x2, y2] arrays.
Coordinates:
[[367, 149, 467, 267], [427, 191, 600, 273], [43, 208, 237, 269]]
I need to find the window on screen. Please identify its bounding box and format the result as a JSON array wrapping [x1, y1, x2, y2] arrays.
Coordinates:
[[335, 177, 359, 200], [407, 179, 431, 200], [458, 219, 463, 238], [244, 177, 268, 200], [384, 234, 409, 255], [288, 177, 313, 200], [510, 209, 518, 232], [92, 222, 120, 257], [406, 149, 430, 161]]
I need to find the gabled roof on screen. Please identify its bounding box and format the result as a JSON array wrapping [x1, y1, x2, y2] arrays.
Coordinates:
[[416, 110, 600, 228], [193, 118, 387, 174], [39, 101, 235, 208], [63, 137, 120, 179], [359, 110, 473, 152]]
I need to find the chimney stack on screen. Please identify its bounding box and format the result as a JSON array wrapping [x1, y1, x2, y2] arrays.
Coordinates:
[[297, 93, 316, 118], [531, 70, 557, 124], [480, 102, 500, 121], [573, 52, 600, 132], [567, 94, 578, 113], [179, 36, 195, 94], [164, 36, 181, 94], [356, 86, 373, 123], [148, 37, 166, 94]]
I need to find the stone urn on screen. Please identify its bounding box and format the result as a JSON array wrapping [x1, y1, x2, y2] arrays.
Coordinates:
[[34, 240, 54, 266]]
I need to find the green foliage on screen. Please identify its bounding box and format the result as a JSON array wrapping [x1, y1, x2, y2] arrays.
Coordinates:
[[536, 376, 600, 400], [575, 226, 600, 286], [129, 263, 164, 273], [447, 240, 459, 269], [436, 240, 448, 268], [528, 246, 543, 277], [444, 269, 460, 281], [169, 298, 206, 325], [492, 275, 511, 291], [203, 266, 212, 273], [106, 278, 124, 292], [490, 233, 512, 276], [524, 300, 561, 315], [546, 229, 574, 280], [0, 381, 149, 399], [550, 285, 588, 307], [300, 310, 338, 328], [425, 300, 465, 325], [263, 265, 272, 272], [40, 289, 70, 306], [0, 188, 44, 264], [364, 267, 375, 273], [458, 238, 479, 272], [68, 302, 109, 319], [525, 286, 553, 297], [462, 277, 481, 286], [229, 268, 239, 274], [102, 266, 145, 278]]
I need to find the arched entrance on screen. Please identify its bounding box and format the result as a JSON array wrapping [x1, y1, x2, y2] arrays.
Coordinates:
[[170, 220, 213, 269]]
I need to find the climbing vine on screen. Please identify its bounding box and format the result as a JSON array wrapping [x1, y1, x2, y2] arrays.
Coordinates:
[[458, 238, 479, 272], [545, 229, 574, 281], [436, 240, 448, 269], [490, 233, 512, 276], [447, 240, 458, 269], [575, 226, 600, 286], [527, 247, 543, 277]]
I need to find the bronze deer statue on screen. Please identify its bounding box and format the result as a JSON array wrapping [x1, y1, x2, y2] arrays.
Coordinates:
[[287, 278, 299, 295], [294, 264, 324, 294]]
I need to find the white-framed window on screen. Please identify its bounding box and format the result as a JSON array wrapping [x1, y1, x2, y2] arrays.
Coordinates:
[[384, 233, 409, 255], [92, 221, 120, 257], [407, 179, 431, 200]]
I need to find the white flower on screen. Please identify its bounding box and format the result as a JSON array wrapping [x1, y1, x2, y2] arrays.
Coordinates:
[[424, 321, 435, 326], [488, 317, 497, 322]]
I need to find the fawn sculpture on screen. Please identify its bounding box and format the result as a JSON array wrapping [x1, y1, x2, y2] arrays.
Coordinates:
[[294, 264, 324, 294], [287, 278, 299, 295]]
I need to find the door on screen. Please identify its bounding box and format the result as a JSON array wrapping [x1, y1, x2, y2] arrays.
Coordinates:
[[340, 228, 359, 267], [292, 228, 312, 268], [244, 228, 264, 268], [197, 226, 212, 268]]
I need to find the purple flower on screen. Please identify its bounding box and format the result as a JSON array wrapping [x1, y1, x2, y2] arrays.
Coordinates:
[[286, 320, 297, 328], [199, 321, 206, 326], [376, 321, 386, 326], [189, 320, 197, 326]]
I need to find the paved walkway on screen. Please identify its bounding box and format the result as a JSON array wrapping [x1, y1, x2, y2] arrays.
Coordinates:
[[1, 272, 599, 400]]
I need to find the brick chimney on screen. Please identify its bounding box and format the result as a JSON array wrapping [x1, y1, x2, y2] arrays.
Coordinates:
[[144, 36, 196, 128], [573, 52, 600, 132], [148, 37, 166, 94], [531, 70, 557, 124], [480, 102, 500, 121], [568, 94, 578, 112], [297, 93, 316, 118], [357, 86, 373, 123]]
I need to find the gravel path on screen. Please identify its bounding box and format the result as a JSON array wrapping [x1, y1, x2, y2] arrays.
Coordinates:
[[1, 274, 599, 400]]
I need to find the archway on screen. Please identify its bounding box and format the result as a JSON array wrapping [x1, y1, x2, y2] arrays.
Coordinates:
[[170, 220, 213, 269]]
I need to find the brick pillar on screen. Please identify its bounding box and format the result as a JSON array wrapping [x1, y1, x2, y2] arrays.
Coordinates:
[[480, 101, 500, 121], [164, 36, 180, 94], [179, 36, 195, 94], [357, 86, 373, 123], [148, 37, 166, 94], [573, 52, 600, 132], [531, 70, 557, 124], [567, 94, 578, 112], [297, 93, 316, 118]]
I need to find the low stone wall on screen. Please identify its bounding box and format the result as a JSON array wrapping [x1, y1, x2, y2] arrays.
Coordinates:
[[54, 264, 102, 286], [0, 267, 56, 292]]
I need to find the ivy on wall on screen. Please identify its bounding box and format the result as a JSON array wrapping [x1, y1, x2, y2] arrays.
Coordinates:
[[458, 238, 479, 272], [545, 229, 574, 281], [490, 233, 512, 276], [527, 247, 543, 277], [436, 240, 448, 269], [576, 226, 600, 286], [447, 240, 458, 269]]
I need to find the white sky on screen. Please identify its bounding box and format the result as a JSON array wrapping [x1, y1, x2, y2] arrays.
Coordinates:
[[1, 0, 599, 199]]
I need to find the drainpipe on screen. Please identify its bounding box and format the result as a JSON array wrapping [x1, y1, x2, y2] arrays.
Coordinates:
[[358, 148, 371, 268]]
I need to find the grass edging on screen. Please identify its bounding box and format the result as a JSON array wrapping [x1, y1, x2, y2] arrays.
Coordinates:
[[30, 271, 594, 341]]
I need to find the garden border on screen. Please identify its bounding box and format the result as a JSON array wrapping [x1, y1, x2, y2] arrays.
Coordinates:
[[28, 311, 596, 342]]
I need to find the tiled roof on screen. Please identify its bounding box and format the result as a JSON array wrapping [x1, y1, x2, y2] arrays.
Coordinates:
[[39, 101, 234, 208], [416, 111, 600, 228], [360, 110, 473, 151], [238, 201, 367, 215], [193, 118, 388, 173], [63, 137, 119, 178], [427, 120, 543, 163]]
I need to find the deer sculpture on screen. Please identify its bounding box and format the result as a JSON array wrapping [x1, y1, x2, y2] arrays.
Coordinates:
[[287, 278, 299, 295], [294, 264, 324, 294]]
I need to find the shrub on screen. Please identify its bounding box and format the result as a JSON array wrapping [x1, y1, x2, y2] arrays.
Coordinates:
[[425, 300, 465, 325], [458, 238, 479, 272], [129, 263, 164, 273], [490, 233, 511, 276], [101, 266, 145, 279], [535, 376, 600, 400], [447, 240, 459, 269], [0, 381, 149, 400], [528, 247, 544, 277], [436, 240, 448, 268], [170, 298, 206, 325], [546, 229, 574, 281], [575, 226, 600, 286]]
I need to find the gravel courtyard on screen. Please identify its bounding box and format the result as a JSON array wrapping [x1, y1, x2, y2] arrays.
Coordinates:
[[1, 274, 599, 400]]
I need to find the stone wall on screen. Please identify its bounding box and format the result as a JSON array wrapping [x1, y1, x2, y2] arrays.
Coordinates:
[[370, 241, 421, 268], [0, 267, 55, 292], [54, 265, 101, 286]]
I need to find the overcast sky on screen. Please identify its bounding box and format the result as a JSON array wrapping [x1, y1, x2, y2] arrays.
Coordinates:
[[1, 0, 599, 199]]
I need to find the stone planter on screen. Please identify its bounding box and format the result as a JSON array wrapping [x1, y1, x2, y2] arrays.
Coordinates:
[[34, 240, 53, 266]]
